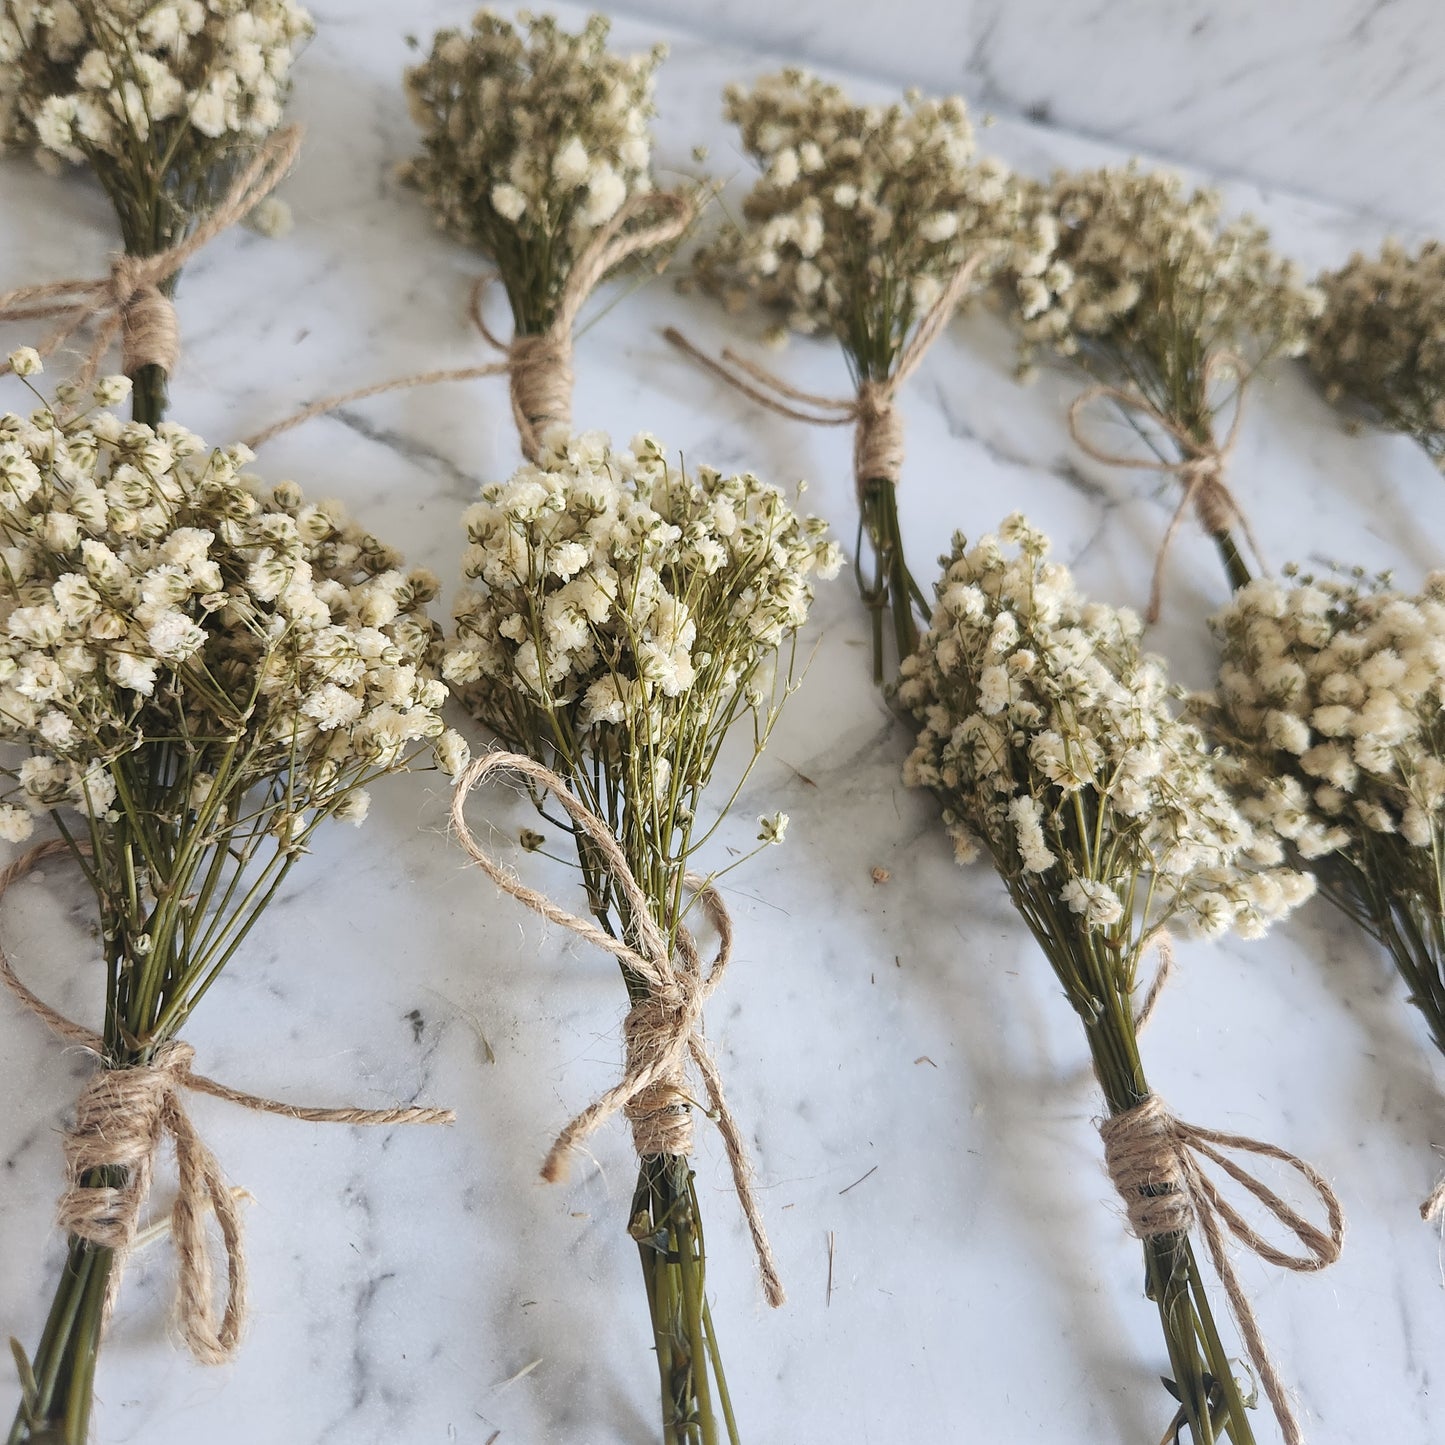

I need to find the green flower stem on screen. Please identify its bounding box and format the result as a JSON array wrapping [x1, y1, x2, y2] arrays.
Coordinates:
[[631, 1153, 735, 1445], [856, 474, 927, 686]]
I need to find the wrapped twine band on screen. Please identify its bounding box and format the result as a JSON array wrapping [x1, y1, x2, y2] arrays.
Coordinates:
[[243, 189, 696, 460], [450, 749, 785, 1308], [1066, 350, 1265, 624], [0, 838, 453, 1365], [663, 248, 988, 501], [0, 126, 304, 393], [1098, 1092, 1344, 1445]]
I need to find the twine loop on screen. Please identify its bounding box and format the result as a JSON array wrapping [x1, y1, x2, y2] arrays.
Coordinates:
[[1099, 1092, 1344, 1445], [1065, 350, 1264, 622], [243, 188, 695, 457], [450, 749, 785, 1307], [665, 247, 990, 495], [0, 126, 304, 392], [0, 838, 453, 1365]]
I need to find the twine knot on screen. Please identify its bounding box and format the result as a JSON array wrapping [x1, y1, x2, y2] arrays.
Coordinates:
[[853, 381, 905, 497], [1099, 1092, 1344, 1445], [0, 838, 453, 1366], [451, 749, 786, 1307], [1065, 350, 1265, 623], [665, 248, 991, 497], [0, 127, 302, 395], [508, 329, 576, 462], [242, 189, 695, 455], [107, 256, 181, 379]]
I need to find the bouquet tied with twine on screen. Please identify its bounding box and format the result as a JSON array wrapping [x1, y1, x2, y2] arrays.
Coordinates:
[[0, 0, 312, 423], [1007, 164, 1324, 622], [681, 69, 1023, 683], [0, 364, 465, 1444], [899, 515, 1342, 1445], [446, 429, 839, 1445], [1210, 565, 1445, 1219]]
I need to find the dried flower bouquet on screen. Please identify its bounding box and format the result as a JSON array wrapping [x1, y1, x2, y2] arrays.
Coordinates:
[[0, 0, 312, 422], [1211, 567, 1445, 1216], [900, 516, 1341, 1445], [688, 69, 1021, 682], [446, 429, 840, 1444], [1310, 240, 1445, 468], [1008, 165, 1323, 620], [0, 357, 466, 1443]]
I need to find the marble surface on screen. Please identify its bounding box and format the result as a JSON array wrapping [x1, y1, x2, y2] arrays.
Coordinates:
[[620, 0, 1445, 235], [1, 5, 1444, 1443]]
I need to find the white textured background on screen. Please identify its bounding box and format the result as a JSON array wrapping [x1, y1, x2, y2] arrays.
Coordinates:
[[619, 0, 1445, 231]]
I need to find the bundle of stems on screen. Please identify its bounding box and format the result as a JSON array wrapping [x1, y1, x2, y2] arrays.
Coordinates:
[[687, 69, 1021, 684], [446, 430, 838, 1441], [899, 515, 1334, 1444], [0, 358, 464, 1442]]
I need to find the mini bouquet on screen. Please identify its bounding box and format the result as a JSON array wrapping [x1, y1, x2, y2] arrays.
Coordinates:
[[1008, 165, 1323, 620], [0, 0, 312, 421], [446, 430, 840, 1443], [683, 69, 1021, 682], [0, 358, 465, 1443], [397, 10, 694, 459], [1310, 240, 1445, 468], [899, 516, 1341, 1445], [1211, 568, 1445, 1216]]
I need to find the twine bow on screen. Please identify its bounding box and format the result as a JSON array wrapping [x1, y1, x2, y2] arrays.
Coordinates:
[[0, 127, 304, 393], [243, 189, 696, 457], [0, 838, 454, 1364], [449, 750, 785, 1308], [1099, 1092, 1344, 1445], [1066, 351, 1265, 623], [664, 248, 988, 498]]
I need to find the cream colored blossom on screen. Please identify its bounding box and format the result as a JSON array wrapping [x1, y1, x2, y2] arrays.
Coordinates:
[[901, 517, 1312, 945], [403, 11, 670, 333]]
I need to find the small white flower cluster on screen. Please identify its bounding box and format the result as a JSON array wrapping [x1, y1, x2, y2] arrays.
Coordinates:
[[1311, 240, 1445, 466], [1009, 165, 1322, 383], [404, 10, 664, 332], [899, 515, 1313, 942], [694, 69, 1021, 361], [0, 365, 467, 848], [1212, 570, 1445, 870], [0, 0, 312, 168], [444, 428, 841, 754]]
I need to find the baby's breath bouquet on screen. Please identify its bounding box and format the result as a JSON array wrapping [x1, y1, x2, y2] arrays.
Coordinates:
[[1310, 240, 1445, 467], [1009, 165, 1323, 620], [688, 70, 1021, 682], [900, 516, 1340, 1445], [403, 10, 693, 460], [0, 0, 312, 422], [1211, 569, 1445, 1214], [446, 429, 839, 1444], [0, 356, 466, 1444]]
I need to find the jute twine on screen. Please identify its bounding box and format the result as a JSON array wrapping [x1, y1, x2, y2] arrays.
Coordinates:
[[0, 127, 304, 393], [0, 838, 454, 1365], [663, 248, 988, 499], [1066, 350, 1266, 624], [449, 750, 785, 1308], [243, 190, 696, 460], [1098, 1094, 1343, 1445]]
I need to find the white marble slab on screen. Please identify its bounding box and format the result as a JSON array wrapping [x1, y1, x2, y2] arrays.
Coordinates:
[[620, 0, 1445, 234], [0, 4, 1443, 1443]]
